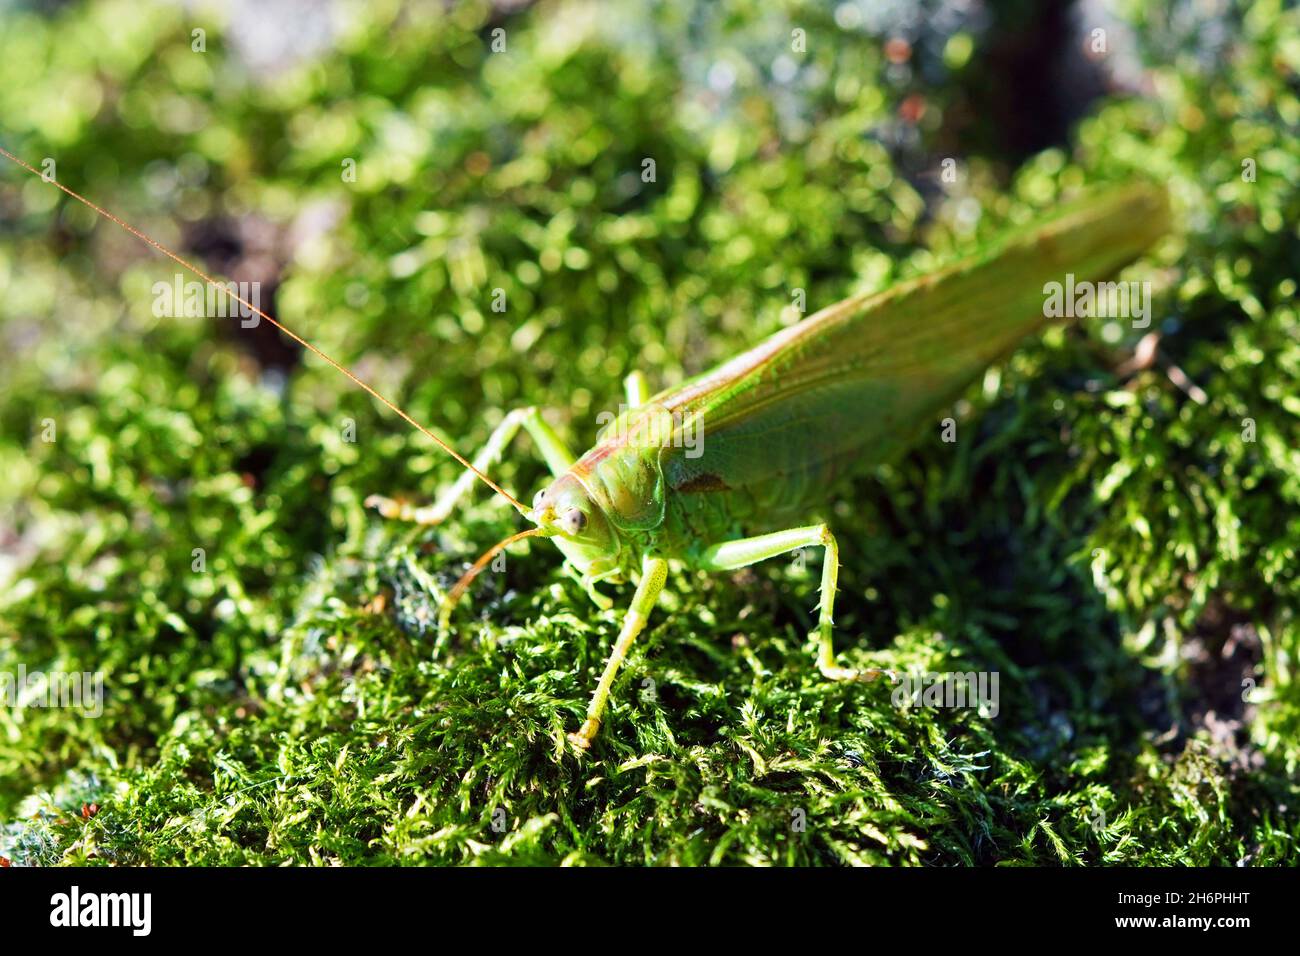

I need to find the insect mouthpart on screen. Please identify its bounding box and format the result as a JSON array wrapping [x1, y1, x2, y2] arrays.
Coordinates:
[[526, 503, 558, 529]]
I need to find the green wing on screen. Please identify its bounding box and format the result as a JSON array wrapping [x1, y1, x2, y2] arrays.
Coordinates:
[[656, 183, 1171, 516]]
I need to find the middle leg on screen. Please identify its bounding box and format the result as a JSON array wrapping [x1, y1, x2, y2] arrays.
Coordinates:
[[697, 524, 881, 681]]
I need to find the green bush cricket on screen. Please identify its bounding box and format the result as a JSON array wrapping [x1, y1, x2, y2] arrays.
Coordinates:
[[2, 147, 1169, 751], [371, 181, 1172, 749]]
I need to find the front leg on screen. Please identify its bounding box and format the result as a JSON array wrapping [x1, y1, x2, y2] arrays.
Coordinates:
[[569, 554, 669, 750], [697, 524, 882, 681], [366, 406, 575, 525]]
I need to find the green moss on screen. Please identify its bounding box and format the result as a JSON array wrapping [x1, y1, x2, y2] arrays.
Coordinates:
[[1, 0, 1297, 865]]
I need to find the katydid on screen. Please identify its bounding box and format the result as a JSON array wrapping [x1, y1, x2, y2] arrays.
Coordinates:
[[2, 146, 1169, 751], [371, 181, 1172, 749]]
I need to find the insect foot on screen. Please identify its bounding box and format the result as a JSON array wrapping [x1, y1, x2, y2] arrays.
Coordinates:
[[567, 718, 600, 751], [364, 494, 443, 526], [816, 656, 892, 684]]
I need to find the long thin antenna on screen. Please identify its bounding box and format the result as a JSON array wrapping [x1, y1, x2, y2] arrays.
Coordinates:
[[438, 526, 547, 631], [0, 144, 529, 516]]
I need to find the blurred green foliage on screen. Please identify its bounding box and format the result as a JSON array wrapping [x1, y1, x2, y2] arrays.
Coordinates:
[[0, 0, 1297, 864]]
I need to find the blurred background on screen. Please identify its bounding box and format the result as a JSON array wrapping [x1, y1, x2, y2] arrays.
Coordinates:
[[1, 0, 1297, 865]]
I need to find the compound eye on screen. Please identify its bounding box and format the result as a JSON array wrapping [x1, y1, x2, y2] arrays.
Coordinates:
[[532, 489, 548, 511], [558, 508, 587, 536]]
